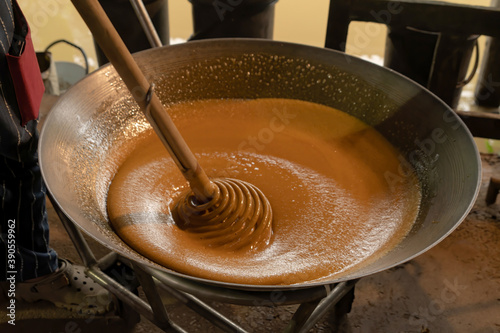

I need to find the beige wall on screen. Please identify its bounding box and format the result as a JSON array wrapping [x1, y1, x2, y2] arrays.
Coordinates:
[[19, 0, 491, 71], [19, 0, 333, 70], [18, 0, 96, 68], [17, 0, 499, 152]]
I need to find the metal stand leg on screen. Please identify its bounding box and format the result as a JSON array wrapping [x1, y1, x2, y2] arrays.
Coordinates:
[[486, 177, 500, 205], [131, 263, 183, 332], [50, 193, 179, 331], [153, 277, 248, 333], [48, 192, 98, 267], [284, 280, 358, 333], [49, 191, 359, 332]]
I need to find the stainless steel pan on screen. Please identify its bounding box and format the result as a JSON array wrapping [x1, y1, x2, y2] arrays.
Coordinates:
[[39, 39, 481, 291]]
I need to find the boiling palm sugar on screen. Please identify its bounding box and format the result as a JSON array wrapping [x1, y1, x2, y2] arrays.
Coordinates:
[[107, 98, 421, 285]]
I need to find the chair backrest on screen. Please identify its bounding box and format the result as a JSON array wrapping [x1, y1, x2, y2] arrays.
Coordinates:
[[325, 0, 500, 109]]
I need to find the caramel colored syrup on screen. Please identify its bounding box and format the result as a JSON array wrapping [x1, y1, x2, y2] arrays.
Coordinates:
[[107, 98, 421, 285]]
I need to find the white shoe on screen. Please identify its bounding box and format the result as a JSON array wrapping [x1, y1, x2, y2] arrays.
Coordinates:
[[15, 259, 113, 315]]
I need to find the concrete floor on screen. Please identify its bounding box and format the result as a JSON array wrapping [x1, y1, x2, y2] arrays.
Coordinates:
[[0, 95, 499, 332]]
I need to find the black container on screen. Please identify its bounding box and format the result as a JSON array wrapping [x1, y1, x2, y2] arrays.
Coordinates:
[[475, 0, 500, 108], [384, 27, 439, 87], [94, 0, 169, 66], [475, 35, 500, 107], [188, 0, 277, 40], [384, 26, 479, 110]]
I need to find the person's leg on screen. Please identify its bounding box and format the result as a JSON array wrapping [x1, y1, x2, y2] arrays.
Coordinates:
[[0, 116, 113, 315], [0, 149, 59, 282], [0, 46, 58, 280], [0, 48, 112, 318], [0, 0, 112, 315], [0, 21, 58, 277]]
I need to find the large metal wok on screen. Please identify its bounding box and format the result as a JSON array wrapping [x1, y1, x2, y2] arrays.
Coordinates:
[[39, 39, 481, 291]]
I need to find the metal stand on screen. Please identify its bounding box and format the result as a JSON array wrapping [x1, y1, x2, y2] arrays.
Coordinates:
[[48, 192, 357, 332], [486, 177, 500, 205]]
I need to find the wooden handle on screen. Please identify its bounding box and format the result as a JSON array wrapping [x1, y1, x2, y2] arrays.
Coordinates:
[[71, 0, 216, 202]]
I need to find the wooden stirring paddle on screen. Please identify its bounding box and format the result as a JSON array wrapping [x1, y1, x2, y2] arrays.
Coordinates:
[[71, 0, 273, 251]]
